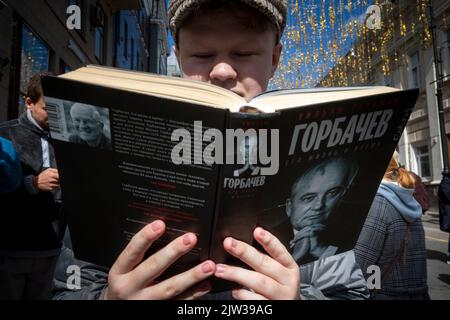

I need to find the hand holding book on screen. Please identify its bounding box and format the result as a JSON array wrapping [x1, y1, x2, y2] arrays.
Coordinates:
[[216, 227, 300, 300], [104, 220, 216, 300], [104, 220, 300, 300]]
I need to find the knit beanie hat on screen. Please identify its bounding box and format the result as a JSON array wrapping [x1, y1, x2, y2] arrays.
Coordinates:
[[168, 0, 288, 43], [0, 136, 22, 193]]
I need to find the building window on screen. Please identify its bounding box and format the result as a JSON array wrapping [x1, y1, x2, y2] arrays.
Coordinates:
[[130, 38, 134, 69], [20, 24, 49, 108], [123, 21, 128, 60], [93, 4, 105, 63], [409, 51, 420, 89], [95, 26, 104, 62], [411, 144, 431, 179], [384, 73, 393, 87], [136, 51, 140, 71], [139, 9, 144, 26], [60, 60, 71, 74], [447, 29, 450, 48], [445, 29, 450, 78]]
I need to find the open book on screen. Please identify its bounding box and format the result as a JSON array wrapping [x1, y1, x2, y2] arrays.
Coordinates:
[[42, 65, 419, 283]]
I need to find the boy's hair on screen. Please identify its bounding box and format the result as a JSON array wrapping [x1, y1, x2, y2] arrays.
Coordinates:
[[26, 72, 53, 104], [168, 0, 287, 46]]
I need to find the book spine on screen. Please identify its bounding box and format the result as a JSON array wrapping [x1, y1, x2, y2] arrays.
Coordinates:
[[208, 111, 281, 264], [207, 110, 231, 260]]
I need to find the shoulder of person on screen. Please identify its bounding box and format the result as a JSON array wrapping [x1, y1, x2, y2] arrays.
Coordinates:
[[369, 194, 398, 222], [0, 118, 20, 133]]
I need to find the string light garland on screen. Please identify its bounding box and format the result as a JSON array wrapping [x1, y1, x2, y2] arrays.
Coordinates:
[[270, 0, 433, 89]]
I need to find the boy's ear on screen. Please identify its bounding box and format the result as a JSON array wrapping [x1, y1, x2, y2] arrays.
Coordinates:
[[174, 45, 182, 73], [271, 42, 283, 77]]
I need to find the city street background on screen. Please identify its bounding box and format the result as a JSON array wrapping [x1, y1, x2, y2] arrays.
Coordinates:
[[423, 211, 450, 299]]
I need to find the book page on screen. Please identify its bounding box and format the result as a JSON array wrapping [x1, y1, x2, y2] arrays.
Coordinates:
[[60, 65, 246, 111], [248, 86, 399, 113]]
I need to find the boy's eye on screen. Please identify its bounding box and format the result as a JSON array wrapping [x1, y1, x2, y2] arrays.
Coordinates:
[[192, 53, 213, 59], [234, 52, 255, 57]]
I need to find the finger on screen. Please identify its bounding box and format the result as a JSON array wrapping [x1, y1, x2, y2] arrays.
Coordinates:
[[49, 184, 60, 190], [137, 260, 216, 300], [214, 264, 280, 300], [44, 168, 58, 175], [222, 237, 284, 283], [232, 288, 267, 300], [49, 181, 60, 188], [130, 232, 198, 286], [253, 227, 298, 269], [110, 220, 165, 276], [175, 281, 212, 300]]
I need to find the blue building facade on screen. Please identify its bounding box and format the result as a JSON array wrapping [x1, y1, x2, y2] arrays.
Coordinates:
[[0, 0, 169, 122]]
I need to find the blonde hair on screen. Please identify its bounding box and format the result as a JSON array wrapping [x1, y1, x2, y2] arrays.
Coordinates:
[[384, 156, 415, 189]]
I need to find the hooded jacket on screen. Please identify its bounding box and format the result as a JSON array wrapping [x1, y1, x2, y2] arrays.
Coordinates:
[[355, 181, 428, 299], [377, 181, 422, 223]]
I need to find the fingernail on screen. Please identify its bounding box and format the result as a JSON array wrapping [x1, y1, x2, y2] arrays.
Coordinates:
[[259, 228, 266, 237], [151, 221, 163, 232], [202, 262, 212, 273], [231, 238, 237, 248], [216, 264, 226, 273], [183, 233, 192, 246]]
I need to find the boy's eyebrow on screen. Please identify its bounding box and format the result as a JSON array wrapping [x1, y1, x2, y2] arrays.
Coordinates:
[[182, 36, 269, 51]]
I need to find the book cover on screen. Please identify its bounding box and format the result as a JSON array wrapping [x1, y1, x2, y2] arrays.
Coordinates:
[[43, 76, 227, 276], [210, 89, 418, 266], [42, 74, 419, 279]]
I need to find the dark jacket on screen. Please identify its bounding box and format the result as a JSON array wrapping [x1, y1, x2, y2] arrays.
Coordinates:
[[0, 112, 62, 254], [410, 172, 430, 214], [438, 173, 450, 232]]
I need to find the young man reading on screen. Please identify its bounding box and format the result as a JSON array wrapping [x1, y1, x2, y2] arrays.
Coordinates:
[[53, 0, 368, 300], [54, 0, 300, 300]]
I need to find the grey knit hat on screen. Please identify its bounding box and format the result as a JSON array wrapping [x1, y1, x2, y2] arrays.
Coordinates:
[[168, 0, 288, 43]]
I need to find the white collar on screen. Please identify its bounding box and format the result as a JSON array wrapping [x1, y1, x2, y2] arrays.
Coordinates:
[[26, 109, 44, 131]]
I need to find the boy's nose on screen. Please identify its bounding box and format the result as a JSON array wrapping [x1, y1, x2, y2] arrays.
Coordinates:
[[209, 62, 237, 82]]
